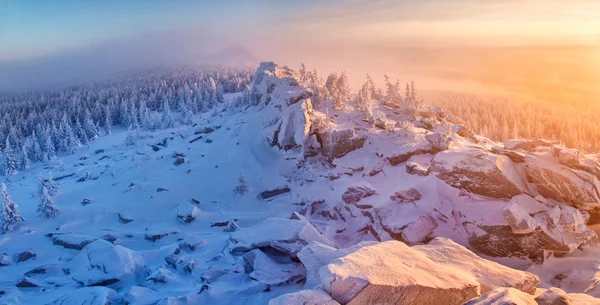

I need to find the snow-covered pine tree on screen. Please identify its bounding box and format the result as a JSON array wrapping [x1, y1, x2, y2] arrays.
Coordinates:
[[45, 134, 56, 159], [38, 172, 59, 197], [180, 103, 193, 125], [20, 144, 30, 170], [161, 100, 175, 129], [3, 136, 18, 177], [1, 182, 25, 233], [83, 109, 99, 140], [104, 105, 112, 136], [37, 186, 59, 219], [233, 172, 250, 197]]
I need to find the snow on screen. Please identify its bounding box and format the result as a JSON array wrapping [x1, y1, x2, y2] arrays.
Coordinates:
[[1, 61, 600, 304], [319, 240, 481, 304]]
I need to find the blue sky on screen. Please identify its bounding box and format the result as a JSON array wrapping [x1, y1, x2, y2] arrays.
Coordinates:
[[2, 0, 599, 62], [0, 0, 304, 61]]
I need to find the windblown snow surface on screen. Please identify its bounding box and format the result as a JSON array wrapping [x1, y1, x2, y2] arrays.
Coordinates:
[[2, 62, 600, 305]]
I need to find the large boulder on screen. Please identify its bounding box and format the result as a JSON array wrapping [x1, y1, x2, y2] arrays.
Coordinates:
[[430, 148, 527, 199], [467, 195, 595, 261], [243, 249, 305, 285], [231, 218, 331, 257], [414, 238, 539, 294], [68, 240, 138, 286], [298, 241, 377, 289], [505, 139, 560, 152], [534, 288, 573, 305], [524, 154, 600, 210], [317, 129, 367, 161], [319, 240, 481, 305], [502, 202, 539, 234]]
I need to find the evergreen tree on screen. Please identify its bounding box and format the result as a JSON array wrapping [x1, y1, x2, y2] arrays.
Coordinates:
[[37, 186, 59, 219], [74, 118, 87, 145], [20, 144, 30, 170], [3, 136, 18, 177], [104, 105, 112, 136], [1, 182, 25, 233], [299, 63, 307, 83], [45, 134, 56, 159], [180, 104, 193, 125], [38, 172, 58, 197], [233, 172, 249, 197], [83, 109, 99, 140], [161, 101, 175, 129]]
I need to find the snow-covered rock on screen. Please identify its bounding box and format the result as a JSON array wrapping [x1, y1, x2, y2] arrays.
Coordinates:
[[319, 240, 481, 305], [430, 148, 527, 199], [231, 218, 331, 257], [534, 287, 573, 305], [414, 238, 539, 294], [269, 289, 340, 305], [252, 62, 314, 155], [317, 129, 367, 161], [524, 154, 600, 210], [174, 202, 201, 223], [243, 249, 305, 285], [505, 139, 560, 152], [68, 239, 138, 286], [341, 186, 377, 204], [559, 148, 580, 166], [464, 288, 537, 305], [124, 286, 161, 305], [48, 287, 120, 305], [503, 202, 539, 234], [297, 241, 377, 289]]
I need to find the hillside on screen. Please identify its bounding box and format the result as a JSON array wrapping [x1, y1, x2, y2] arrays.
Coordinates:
[[1, 62, 600, 304]]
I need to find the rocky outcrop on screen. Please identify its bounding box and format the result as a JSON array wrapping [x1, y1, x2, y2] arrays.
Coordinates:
[[414, 238, 539, 294], [524, 154, 600, 210], [430, 148, 527, 199], [319, 239, 538, 305], [317, 129, 367, 161], [505, 139, 560, 152], [252, 62, 314, 155], [320, 240, 480, 305]]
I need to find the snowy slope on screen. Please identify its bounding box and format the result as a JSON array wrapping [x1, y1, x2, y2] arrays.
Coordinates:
[[1, 61, 600, 305]]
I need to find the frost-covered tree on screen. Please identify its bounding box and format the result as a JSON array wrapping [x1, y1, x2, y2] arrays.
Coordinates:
[[83, 109, 99, 140], [38, 172, 58, 197], [161, 101, 175, 129], [180, 104, 194, 125], [299, 63, 307, 83], [20, 144, 30, 170], [37, 186, 59, 219], [233, 172, 249, 197], [104, 105, 112, 135], [1, 182, 25, 233], [3, 136, 18, 177]]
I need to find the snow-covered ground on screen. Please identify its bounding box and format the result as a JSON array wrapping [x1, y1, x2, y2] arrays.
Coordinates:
[[2, 62, 600, 305]]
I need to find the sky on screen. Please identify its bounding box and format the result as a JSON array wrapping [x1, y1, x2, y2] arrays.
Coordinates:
[[0, 0, 599, 92]]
